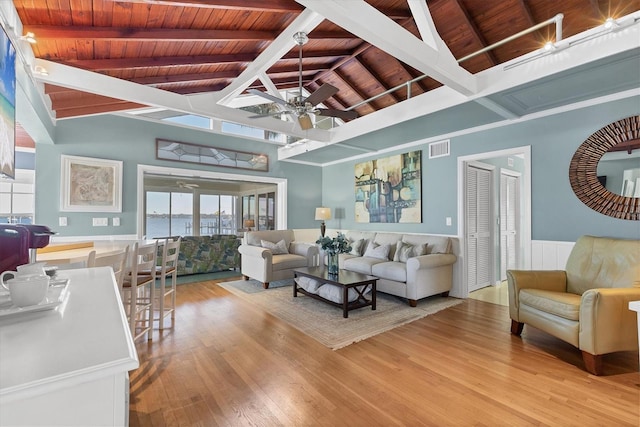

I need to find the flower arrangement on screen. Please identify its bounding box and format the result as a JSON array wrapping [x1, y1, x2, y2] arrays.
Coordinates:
[[316, 232, 352, 275], [316, 232, 352, 254]]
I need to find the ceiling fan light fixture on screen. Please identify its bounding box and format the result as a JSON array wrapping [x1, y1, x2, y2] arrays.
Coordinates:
[[293, 31, 308, 46]]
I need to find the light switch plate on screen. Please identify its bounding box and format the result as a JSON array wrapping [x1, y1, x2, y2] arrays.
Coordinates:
[[112, 217, 120, 226], [58, 216, 67, 226], [92, 217, 108, 227], [446, 217, 452, 226]]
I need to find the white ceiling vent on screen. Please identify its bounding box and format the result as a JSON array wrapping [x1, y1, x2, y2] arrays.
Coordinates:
[[428, 139, 450, 159]]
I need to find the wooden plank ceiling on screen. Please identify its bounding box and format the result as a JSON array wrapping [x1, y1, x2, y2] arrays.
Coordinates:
[[13, 0, 640, 122]]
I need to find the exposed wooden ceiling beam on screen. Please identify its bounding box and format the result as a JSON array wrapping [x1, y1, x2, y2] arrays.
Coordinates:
[[58, 50, 351, 71], [25, 25, 277, 41], [51, 93, 140, 111], [55, 101, 147, 119], [112, 0, 304, 12], [333, 69, 376, 114], [131, 71, 238, 86], [26, 25, 363, 42], [515, 0, 545, 43], [298, 0, 476, 95], [352, 57, 401, 105], [451, 0, 497, 66]]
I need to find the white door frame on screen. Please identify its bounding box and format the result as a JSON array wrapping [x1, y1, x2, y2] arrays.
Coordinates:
[[136, 164, 288, 239], [457, 146, 531, 298]]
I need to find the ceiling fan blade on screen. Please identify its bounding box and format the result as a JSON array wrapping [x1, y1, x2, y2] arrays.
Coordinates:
[[247, 89, 290, 107], [298, 113, 313, 130], [316, 108, 358, 121], [305, 83, 339, 106]]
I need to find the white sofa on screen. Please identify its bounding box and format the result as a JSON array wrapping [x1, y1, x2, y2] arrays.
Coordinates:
[[328, 231, 457, 306], [238, 230, 319, 289]]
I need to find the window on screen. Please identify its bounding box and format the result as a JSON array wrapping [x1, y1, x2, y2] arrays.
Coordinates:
[[145, 191, 193, 237], [0, 169, 35, 224], [242, 194, 255, 226], [258, 192, 275, 230], [201, 194, 236, 235], [145, 190, 237, 237]]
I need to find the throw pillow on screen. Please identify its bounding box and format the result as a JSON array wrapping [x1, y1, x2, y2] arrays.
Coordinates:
[[393, 242, 429, 262], [349, 238, 365, 256], [261, 239, 289, 255], [363, 241, 390, 260]]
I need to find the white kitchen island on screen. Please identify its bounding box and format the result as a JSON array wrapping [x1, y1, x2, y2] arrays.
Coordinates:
[[0, 267, 139, 426]]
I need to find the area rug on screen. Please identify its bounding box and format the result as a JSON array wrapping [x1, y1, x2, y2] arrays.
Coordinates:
[[218, 278, 463, 350]]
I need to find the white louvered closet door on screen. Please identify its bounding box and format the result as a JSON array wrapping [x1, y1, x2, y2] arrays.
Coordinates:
[[500, 172, 520, 281], [466, 164, 493, 292]]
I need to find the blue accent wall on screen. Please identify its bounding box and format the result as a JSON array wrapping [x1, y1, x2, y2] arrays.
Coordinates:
[[321, 96, 640, 241], [31, 96, 640, 242], [35, 115, 322, 236]]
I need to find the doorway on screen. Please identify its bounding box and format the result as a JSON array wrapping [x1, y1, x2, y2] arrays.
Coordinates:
[[457, 146, 531, 298]]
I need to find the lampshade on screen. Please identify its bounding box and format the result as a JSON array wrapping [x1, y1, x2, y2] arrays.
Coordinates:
[[243, 219, 255, 228], [315, 207, 331, 221]]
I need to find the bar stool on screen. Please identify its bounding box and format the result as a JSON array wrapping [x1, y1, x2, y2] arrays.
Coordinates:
[[122, 241, 157, 342], [154, 237, 181, 330], [87, 245, 130, 291]]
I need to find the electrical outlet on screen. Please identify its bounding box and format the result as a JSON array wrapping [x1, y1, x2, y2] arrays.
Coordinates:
[[112, 217, 120, 226], [92, 217, 108, 227], [446, 217, 452, 226], [58, 217, 67, 226]]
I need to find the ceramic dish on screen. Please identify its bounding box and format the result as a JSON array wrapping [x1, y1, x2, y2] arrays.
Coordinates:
[[0, 280, 70, 318]]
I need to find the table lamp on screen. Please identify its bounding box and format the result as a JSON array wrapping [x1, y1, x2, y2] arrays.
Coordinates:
[[244, 219, 255, 231], [315, 207, 331, 237]]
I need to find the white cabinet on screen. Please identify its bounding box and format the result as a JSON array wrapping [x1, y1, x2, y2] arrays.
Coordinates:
[[0, 267, 139, 426]]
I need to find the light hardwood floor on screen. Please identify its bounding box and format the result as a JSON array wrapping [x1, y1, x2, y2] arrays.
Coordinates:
[[130, 276, 640, 426]]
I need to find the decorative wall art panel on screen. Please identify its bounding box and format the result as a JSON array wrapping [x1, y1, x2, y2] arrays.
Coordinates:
[[156, 139, 268, 172], [60, 155, 122, 212], [355, 151, 422, 223]]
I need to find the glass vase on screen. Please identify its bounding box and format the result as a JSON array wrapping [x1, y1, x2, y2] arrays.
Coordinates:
[[327, 252, 339, 275]]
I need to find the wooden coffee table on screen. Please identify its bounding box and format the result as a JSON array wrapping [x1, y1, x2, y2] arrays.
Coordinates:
[[293, 267, 377, 318]]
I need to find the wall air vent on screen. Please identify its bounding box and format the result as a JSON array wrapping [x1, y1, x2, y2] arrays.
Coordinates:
[[428, 139, 450, 159]]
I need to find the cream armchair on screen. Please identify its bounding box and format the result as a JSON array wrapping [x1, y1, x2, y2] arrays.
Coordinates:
[[508, 235, 640, 375], [238, 230, 318, 289]]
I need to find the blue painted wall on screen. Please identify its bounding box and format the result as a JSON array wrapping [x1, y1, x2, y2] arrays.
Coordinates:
[[321, 96, 640, 241], [35, 115, 322, 236]]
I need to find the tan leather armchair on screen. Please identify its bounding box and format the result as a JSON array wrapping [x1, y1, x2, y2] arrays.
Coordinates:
[[508, 235, 640, 375]]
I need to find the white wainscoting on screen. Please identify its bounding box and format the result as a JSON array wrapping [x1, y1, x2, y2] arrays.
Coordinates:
[[531, 240, 575, 270]]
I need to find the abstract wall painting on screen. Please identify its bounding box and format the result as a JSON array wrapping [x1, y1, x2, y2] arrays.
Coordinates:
[[355, 151, 422, 223]]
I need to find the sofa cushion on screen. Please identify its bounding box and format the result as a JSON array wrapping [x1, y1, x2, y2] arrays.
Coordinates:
[[261, 239, 289, 254], [271, 254, 307, 272], [343, 256, 386, 275], [363, 241, 391, 260], [372, 261, 407, 283], [519, 289, 581, 321], [393, 241, 428, 262]]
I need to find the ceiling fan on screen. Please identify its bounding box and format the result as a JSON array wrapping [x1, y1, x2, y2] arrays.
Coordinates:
[[248, 31, 358, 130], [177, 180, 199, 190]]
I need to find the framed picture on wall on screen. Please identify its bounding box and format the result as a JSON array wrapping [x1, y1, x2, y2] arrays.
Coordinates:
[[60, 155, 123, 212]]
